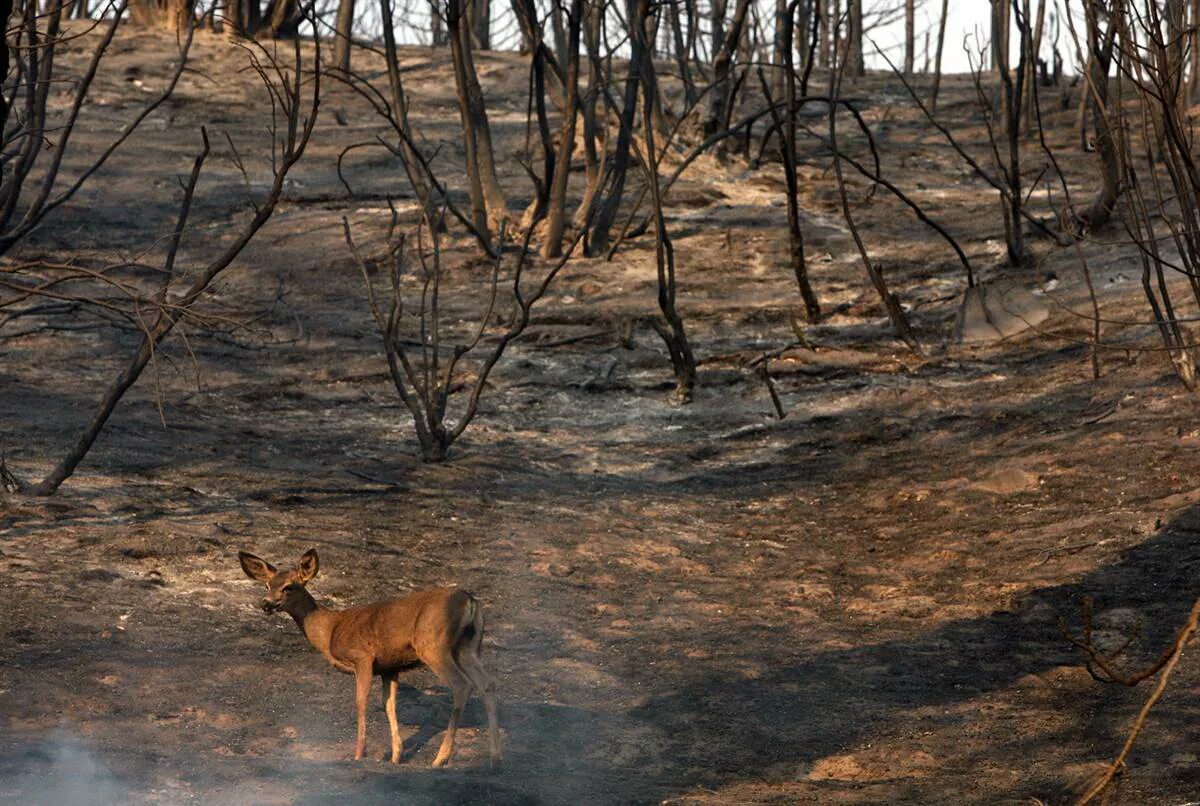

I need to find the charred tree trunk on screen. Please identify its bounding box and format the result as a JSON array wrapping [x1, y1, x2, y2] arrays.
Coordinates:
[[904, 0, 915, 75], [991, 0, 1006, 72], [796, 0, 812, 72], [781, 0, 820, 319], [520, 22, 557, 230], [996, 0, 1029, 264], [930, 0, 949, 109], [773, 0, 788, 94], [847, 0, 863, 77], [669, 0, 698, 105], [1022, 0, 1045, 136], [1190, 0, 1200, 103], [703, 0, 751, 135], [0, 0, 10, 132], [549, 0, 567, 59], [711, 0, 728, 62], [585, 0, 643, 254], [511, 0, 566, 102], [333, 0, 355, 72], [380, 0, 442, 230], [470, 0, 490, 50], [430, 0, 448, 46], [263, 0, 300, 38], [543, 0, 582, 258], [573, 0, 606, 229], [830, 35, 918, 350], [634, 0, 696, 402], [224, 0, 262, 37], [129, 0, 193, 30], [818, 0, 831, 67], [447, 0, 507, 233], [1082, 0, 1119, 229]]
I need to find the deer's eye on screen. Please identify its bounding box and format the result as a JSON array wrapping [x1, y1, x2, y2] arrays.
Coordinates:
[[282, 584, 296, 592]]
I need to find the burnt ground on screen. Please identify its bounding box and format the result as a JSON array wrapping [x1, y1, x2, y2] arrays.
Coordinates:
[[2, 29, 1200, 805]]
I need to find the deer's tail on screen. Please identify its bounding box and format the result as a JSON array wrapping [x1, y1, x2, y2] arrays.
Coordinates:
[[450, 590, 484, 667]]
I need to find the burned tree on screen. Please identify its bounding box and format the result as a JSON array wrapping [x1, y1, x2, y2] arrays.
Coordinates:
[[634, 0, 697, 401], [542, 0, 583, 259], [12, 36, 321, 495], [130, 0, 194, 31], [346, 210, 587, 461], [0, 0, 193, 258], [585, 0, 645, 255], [333, 0, 356, 71], [447, 0, 508, 235], [1075, 0, 1121, 230]]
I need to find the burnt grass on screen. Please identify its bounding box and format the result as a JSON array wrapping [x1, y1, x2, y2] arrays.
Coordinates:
[[3, 30, 1200, 805]]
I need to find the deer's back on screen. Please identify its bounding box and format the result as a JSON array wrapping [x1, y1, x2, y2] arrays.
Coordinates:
[[327, 587, 470, 671]]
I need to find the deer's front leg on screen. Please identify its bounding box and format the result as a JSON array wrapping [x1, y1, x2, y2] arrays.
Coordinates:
[[383, 672, 403, 764], [353, 660, 373, 761]]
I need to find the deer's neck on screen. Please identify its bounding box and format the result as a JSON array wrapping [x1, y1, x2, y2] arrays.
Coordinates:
[[285, 590, 322, 639], [284, 591, 339, 661]]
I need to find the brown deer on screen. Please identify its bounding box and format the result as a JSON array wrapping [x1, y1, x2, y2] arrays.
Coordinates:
[[238, 548, 500, 767]]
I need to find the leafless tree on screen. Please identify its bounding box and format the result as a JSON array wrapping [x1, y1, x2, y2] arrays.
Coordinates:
[[447, 0, 508, 235], [965, 0, 1032, 265], [542, 0, 583, 258], [333, 0, 356, 70], [1112, 0, 1200, 388], [634, 0, 697, 401], [10, 34, 321, 495], [702, 0, 753, 136], [346, 207, 588, 460], [903, 0, 914, 74], [130, 0, 194, 30], [758, 3, 821, 322], [847, 0, 862, 76], [1061, 0, 1121, 232], [830, 22, 918, 349], [0, 1, 193, 258], [929, 0, 949, 108]]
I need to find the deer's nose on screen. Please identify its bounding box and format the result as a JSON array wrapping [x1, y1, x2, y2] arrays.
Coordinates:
[[261, 599, 277, 613]]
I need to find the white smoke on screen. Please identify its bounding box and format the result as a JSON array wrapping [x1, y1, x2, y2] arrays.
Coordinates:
[[4, 731, 128, 805]]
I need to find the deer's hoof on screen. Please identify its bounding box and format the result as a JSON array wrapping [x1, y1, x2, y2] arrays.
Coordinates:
[[431, 755, 450, 768]]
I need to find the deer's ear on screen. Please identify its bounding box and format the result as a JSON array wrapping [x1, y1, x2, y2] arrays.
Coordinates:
[[297, 549, 319, 583], [239, 551, 276, 583]]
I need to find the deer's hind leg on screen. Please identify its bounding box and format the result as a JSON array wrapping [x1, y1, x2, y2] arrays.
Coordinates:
[[427, 652, 473, 768], [458, 642, 500, 764]]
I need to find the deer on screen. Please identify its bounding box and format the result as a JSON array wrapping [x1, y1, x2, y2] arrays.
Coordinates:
[[238, 548, 500, 768]]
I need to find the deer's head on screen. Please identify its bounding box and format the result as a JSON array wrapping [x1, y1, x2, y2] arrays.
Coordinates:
[[239, 549, 319, 614]]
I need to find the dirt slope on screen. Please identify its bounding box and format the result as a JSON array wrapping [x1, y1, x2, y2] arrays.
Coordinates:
[[2, 29, 1199, 805]]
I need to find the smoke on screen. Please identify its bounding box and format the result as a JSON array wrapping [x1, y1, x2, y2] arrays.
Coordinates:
[[2, 731, 128, 805]]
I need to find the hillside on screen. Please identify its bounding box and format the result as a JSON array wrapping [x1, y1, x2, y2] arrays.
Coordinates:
[[1, 28, 1198, 804]]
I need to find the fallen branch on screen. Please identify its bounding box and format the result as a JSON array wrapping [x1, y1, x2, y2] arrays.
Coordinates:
[[1072, 595, 1200, 805]]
